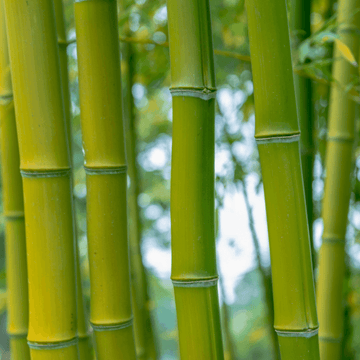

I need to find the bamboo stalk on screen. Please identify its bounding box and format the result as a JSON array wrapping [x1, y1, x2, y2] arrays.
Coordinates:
[[290, 0, 316, 269], [74, 1, 136, 358], [316, 0, 360, 358], [240, 181, 279, 359], [245, 0, 320, 359], [168, 0, 224, 359], [3, 1, 79, 359], [53, 1, 92, 358], [0, 2, 30, 359], [122, 39, 158, 360]]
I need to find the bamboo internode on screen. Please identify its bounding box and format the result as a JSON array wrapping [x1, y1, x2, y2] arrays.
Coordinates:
[[168, 0, 224, 358], [246, 0, 320, 359], [3, 1, 79, 358], [0, 2, 30, 358], [74, 0, 136, 358], [316, 0, 360, 358]]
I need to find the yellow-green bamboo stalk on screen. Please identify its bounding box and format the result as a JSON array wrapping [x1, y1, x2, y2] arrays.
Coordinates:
[[245, 0, 319, 359], [53, 1, 92, 358], [122, 40, 158, 360], [168, 0, 224, 359], [3, 1, 79, 359], [290, 0, 316, 268], [74, 1, 136, 359], [0, 2, 30, 359], [316, 0, 359, 358]]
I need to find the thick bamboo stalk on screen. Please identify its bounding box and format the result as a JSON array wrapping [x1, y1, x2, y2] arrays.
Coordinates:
[[290, 0, 316, 269], [122, 40, 158, 360], [0, 3, 30, 359], [3, 1, 79, 359], [316, 0, 359, 358], [53, 1, 92, 358], [74, 1, 136, 359], [168, 0, 224, 359], [245, 0, 320, 359]]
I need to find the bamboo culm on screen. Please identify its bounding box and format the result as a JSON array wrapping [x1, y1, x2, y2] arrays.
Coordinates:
[[316, 0, 360, 358], [0, 1, 30, 358], [290, 0, 316, 269], [167, 0, 224, 358], [3, 1, 79, 358], [122, 40, 158, 360], [245, 0, 320, 359], [53, 1, 92, 358], [74, 0, 137, 358]]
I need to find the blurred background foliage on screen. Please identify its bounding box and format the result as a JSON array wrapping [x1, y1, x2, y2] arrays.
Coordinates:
[[1, 0, 360, 359]]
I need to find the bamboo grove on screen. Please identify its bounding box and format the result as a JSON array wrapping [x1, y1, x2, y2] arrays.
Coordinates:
[[1, 0, 360, 359]]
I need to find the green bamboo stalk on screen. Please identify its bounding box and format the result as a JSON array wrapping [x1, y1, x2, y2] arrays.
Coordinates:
[[245, 0, 320, 359], [240, 181, 279, 359], [122, 40, 158, 360], [3, 0, 79, 359], [74, 1, 136, 358], [290, 0, 316, 269], [0, 2, 30, 359], [168, 0, 224, 358], [316, 0, 359, 358], [53, 1, 92, 358]]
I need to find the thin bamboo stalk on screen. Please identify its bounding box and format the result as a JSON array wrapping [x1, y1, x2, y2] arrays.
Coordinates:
[[0, 2, 30, 359], [74, 1, 136, 358], [240, 181, 279, 359], [3, 1, 79, 359], [53, 1, 92, 358], [245, 0, 320, 359], [290, 0, 316, 269], [168, 0, 224, 358], [122, 40, 158, 360], [316, 0, 360, 358]]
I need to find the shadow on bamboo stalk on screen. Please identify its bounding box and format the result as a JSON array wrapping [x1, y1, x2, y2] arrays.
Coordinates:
[[0, 2, 30, 358], [3, 0, 79, 358]]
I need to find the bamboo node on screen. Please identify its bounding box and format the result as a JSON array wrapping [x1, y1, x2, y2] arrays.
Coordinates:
[[321, 236, 345, 244], [0, 94, 13, 104], [327, 135, 355, 143], [319, 336, 342, 343], [172, 278, 218, 288], [20, 169, 71, 178], [90, 318, 133, 332], [255, 133, 300, 144], [84, 165, 127, 175], [28, 337, 78, 350], [8, 333, 27, 339], [4, 211, 25, 221], [275, 328, 318, 338], [170, 87, 217, 101]]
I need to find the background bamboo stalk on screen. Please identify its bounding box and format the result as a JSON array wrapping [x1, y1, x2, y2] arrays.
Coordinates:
[[290, 0, 316, 269], [168, 0, 224, 358], [240, 181, 279, 359], [245, 0, 320, 358], [74, 0, 136, 358], [3, 1, 79, 358], [53, 1, 92, 358], [122, 39, 158, 360], [0, 2, 30, 358], [316, 0, 360, 358]]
